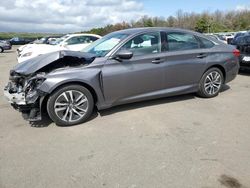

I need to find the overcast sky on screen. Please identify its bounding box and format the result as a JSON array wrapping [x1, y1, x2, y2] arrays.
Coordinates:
[[0, 0, 249, 33]]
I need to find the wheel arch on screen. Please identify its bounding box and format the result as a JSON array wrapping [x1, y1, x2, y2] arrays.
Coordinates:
[[40, 81, 99, 113], [204, 64, 226, 83]]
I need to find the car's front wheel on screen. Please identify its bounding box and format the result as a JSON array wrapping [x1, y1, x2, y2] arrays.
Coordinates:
[[0, 47, 4, 53], [47, 85, 94, 126], [197, 67, 224, 98]]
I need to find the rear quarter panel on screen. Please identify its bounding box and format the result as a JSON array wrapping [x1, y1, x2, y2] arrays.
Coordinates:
[[205, 45, 239, 83]]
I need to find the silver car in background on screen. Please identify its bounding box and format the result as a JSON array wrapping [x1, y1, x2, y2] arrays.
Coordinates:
[[0, 40, 12, 53], [4, 28, 239, 126]]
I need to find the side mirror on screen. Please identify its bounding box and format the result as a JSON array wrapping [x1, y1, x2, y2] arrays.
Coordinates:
[[115, 50, 133, 60]]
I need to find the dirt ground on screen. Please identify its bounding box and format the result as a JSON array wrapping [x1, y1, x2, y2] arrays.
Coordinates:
[[0, 46, 250, 188]]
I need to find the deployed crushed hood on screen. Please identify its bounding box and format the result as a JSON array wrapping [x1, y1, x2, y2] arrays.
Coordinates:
[[13, 50, 96, 75]]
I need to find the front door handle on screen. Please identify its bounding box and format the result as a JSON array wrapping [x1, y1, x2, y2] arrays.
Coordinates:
[[152, 58, 164, 64], [196, 53, 207, 58]]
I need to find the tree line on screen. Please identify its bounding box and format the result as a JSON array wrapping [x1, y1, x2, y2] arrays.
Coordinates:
[[83, 9, 250, 36]]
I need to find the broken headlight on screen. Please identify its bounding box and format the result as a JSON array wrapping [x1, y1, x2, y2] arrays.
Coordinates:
[[24, 73, 46, 103]]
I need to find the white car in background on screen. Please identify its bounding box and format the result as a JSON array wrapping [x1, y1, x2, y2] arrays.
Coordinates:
[[205, 34, 227, 44], [17, 33, 101, 63], [223, 33, 234, 44], [17, 35, 63, 53]]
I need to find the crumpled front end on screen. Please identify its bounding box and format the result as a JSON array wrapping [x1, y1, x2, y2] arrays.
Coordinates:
[[4, 71, 47, 121], [4, 50, 96, 122]]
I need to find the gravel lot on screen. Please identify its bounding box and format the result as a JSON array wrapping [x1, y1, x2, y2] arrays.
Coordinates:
[[0, 46, 250, 188]]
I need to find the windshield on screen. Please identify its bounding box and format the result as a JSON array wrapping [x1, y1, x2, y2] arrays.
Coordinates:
[[53, 35, 70, 45], [40, 37, 46, 42], [33, 37, 46, 44], [83, 33, 128, 57]]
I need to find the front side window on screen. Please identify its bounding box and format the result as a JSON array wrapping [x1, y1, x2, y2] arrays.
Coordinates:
[[78, 36, 97, 44], [66, 36, 82, 45], [120, 32, 160, 56], [166, 32, 200, 51], [77, 36, 88, 44]]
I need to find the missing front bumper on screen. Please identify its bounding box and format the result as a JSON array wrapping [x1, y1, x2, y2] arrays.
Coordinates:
[[4, 89, 26, 105], [4, 88, 42, 122]]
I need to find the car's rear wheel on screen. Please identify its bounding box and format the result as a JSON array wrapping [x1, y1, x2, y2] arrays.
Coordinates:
[[197, 67, 224, 98], [0, 47, 4, 53], [47, 85, 94, 126]]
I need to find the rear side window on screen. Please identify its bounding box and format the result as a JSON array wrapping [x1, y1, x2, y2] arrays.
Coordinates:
[[66, 36, 81, 45], [199, 37, 215, 48], [166, 32, 200, 51]]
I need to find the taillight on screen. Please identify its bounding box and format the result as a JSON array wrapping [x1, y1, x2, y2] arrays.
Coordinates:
[[233, 49, 240, 57]]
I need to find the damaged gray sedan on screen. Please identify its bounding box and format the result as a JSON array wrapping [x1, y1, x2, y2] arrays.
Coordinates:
[[4, 28, 239, 126]]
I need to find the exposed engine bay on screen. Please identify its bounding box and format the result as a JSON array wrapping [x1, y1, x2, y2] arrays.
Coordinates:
[[4, 50, 95, 121]]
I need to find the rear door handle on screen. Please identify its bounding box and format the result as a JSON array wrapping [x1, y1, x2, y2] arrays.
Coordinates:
[[152, 58, 164, 64], [196, 53, 207, 59]]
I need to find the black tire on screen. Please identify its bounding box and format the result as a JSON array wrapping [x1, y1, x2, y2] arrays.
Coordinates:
[[47, 85, 94, 126], [0, 47, 4, 53], [197, 67, 224, 98]]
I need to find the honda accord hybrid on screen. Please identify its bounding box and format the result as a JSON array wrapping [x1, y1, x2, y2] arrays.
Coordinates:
[[4, 28, 240, 126]]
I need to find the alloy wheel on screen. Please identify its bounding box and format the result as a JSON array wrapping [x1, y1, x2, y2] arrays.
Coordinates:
[[54, 90, 89, 122], [204, 71, 222, 95]]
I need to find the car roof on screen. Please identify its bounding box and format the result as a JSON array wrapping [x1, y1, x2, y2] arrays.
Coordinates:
[[113, 27, 203, 35], [65, 33, 101, 38], [112, 27, 220, 42]]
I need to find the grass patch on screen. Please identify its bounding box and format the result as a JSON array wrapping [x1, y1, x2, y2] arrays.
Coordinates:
[[0, 32, 63, 40]]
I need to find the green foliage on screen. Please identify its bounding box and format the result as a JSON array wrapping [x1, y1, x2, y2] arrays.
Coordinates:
[[0, 32, 61, 40], [195, 17, 209, 33], [84, 10, 250, 35]]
